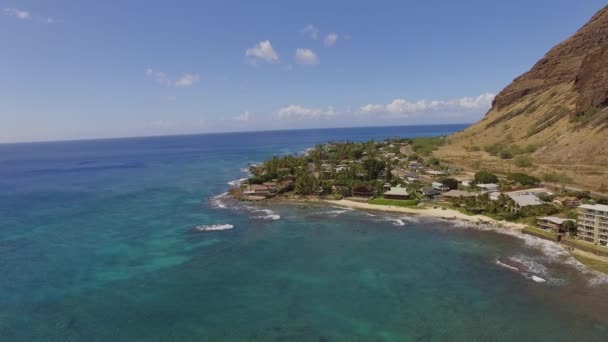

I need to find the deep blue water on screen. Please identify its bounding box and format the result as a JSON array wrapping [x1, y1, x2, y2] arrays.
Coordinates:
[[1, 125, 607, 341]]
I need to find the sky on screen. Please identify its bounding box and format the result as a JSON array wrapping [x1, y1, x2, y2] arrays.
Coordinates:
[[1, 0, 607, 143]]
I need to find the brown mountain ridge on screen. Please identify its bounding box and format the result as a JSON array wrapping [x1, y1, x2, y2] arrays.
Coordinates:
[[437, 5, 608, 192]]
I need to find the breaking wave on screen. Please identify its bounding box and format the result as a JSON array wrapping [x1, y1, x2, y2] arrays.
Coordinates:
[[227, 177, 248, 187], [210, 192, 229, 209], [192, 224, 234, 232], [246, 206, 281, 220]]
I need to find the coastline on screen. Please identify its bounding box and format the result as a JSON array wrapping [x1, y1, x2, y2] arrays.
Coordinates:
[[321, 198, 527, 230], [258, 196, 608, 274]]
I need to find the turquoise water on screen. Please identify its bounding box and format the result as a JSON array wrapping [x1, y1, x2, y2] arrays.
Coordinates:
[[1, 125, 607, 341]]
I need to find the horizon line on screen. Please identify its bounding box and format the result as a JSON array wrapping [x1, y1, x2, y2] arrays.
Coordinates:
[[0, 122, 472, 146]]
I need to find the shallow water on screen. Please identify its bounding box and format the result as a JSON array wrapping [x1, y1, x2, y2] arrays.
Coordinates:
[[1, 125, 607, 341]]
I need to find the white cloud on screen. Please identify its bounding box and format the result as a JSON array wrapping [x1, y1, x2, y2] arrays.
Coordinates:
[[3, 8, 30, 19], [301, 24, 320, 40], [174, 73, 200, 87], [295, 48, 319, 65], [3, 8, 59, 23], [275, 105, 335, 120], [360, 93, 496, 117], [145, 68, 200, 87], [245, 40, 279, 63], [324, 33, 338, 47], [233, 111, 252, 122]]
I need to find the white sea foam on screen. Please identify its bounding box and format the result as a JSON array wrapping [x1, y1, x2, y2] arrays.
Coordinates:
[[246, 207, 281, 220], [387, 218, 406, 226], [210, 192, 229, 209], [192, 224, 234, 232], [495, 258, 519, 271], [436, 219, 608, 285], [530, 275, 547, 283], [227, 177, 248, 186]]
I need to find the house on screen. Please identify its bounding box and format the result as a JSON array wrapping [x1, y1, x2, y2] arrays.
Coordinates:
[[335, 164, 348, 172], [536, 216, 574, 233], [441, 190, 479, 201], [488, 191, 502, 201], [553, 196, 581, 208], [352, 185, 374, 198], [461, 180, 472, 187], [506, 192, 544, 211], [244, 184, 273, 197], [421, 186, 441, 199], [408, 161, 424, 170], [383, 187, 411, 200], [405, 172, 420, 183], [577, 204, 608, 246], [262, 182, 278, 192], [280, 179, 294, 188], [476, 183, 499, 191], [432, 182, 449, 192], [425, 170, 446, 178]]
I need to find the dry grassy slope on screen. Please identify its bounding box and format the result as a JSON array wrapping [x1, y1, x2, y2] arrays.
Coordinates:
[[436, 6, 608, 192]]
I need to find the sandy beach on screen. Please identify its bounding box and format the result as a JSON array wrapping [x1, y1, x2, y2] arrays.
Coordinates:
[[322, 199, 527, 230]]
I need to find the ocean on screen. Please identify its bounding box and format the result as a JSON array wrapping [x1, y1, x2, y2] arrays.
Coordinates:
[[1, 124, 607, 341]]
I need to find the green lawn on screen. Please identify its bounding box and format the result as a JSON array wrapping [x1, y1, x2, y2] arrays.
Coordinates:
[[522, 226, 556, 239], [369, 198, 419, 207]]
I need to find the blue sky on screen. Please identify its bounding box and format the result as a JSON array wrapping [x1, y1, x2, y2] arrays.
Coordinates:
[[1, 0, 606, 142]]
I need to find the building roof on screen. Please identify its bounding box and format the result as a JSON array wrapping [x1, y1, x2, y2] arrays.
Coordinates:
[[578, 204, 608, 212], [507, 192, 544, 207], [476, 183, 499, 189], [384, 187, 410, 196], [537, 216, 573, 225], [250, 184, 269, 191], [442, 190, 479, 198], [425, 170, 446, 175]]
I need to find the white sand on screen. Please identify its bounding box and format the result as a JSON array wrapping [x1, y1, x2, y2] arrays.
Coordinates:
[[322, 199, 527, 230]]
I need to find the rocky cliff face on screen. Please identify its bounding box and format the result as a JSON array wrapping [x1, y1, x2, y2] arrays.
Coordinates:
[[437, 5, 608, 191]]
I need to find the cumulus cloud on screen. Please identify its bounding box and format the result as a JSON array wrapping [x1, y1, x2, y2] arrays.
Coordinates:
[[275, 105, 335, 120], [233, 111, 252, 122], [360, 93, 495, 117], [324, 33, 338, 47], [145, 68, 200, 87], [300, 24, 320, 40], [245, 40, 279, 63], [295, 48, 319, 65]]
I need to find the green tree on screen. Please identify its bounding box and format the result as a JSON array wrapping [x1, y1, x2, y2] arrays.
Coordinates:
[[474, 170, 498, 184]]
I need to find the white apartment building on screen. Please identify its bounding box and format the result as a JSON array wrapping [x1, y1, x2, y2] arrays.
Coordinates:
[[577, 204, 608, 246]]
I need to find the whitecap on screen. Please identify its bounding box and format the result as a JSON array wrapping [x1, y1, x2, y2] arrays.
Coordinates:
[[210, 192, 229, 209], [530, 275, 547, 283], [227, 177, 248, 186], [246, 207, 281, 220], [192, 224, 234, 232]]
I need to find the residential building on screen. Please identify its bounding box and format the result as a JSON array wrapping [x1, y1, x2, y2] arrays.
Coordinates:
[[352, 185, 374, 198], [577, 204, 608, 246], [421, 186, 441, 199], [383, 187, 411, 200], [425, 170, 446, 178], [506, 192, 544, 211], [441, 190, 479, 201], [476, 183, 499, 191], [432, 182, 449, 192], [553, 197, 581, 208], [536, 216, 574, 233]]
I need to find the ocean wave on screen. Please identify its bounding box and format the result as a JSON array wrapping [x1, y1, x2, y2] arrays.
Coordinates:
[[227, 177, 248, 186], [210, 192, 229, 209], [246, 206, 281, 220], [439, 220, 608, 285], [192, 224, 234, 232]]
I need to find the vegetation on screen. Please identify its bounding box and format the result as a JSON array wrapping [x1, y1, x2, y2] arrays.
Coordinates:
[[474, 170, 498, 184], [514, 155, 533, 167], [369, 198, 419, 207], [411, 137, 446, 156], [507, 173, 541, 186]]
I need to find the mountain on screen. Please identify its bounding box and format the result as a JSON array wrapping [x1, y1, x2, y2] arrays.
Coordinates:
[[436, 5, 608, 192]]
